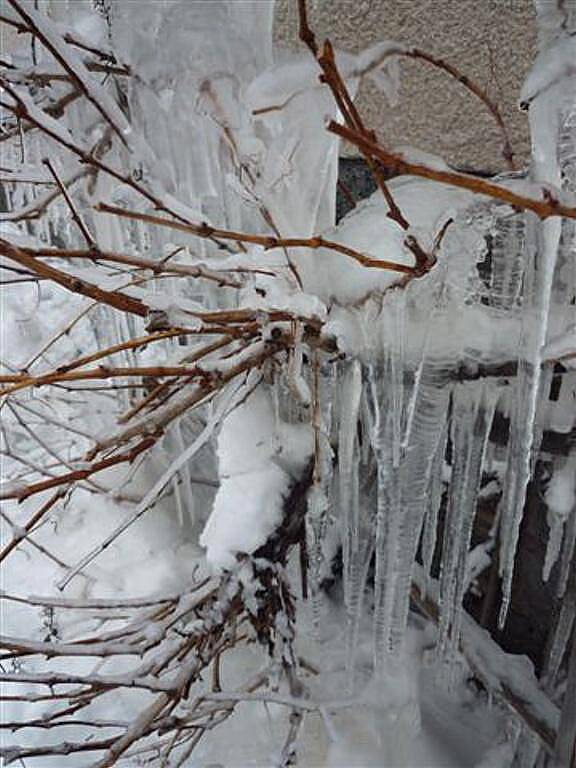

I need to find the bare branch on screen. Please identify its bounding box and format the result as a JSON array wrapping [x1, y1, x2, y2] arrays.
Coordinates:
[[328, 121, 576, 220], [0, 239, 149, 317], [0, 166, 92, 222], [404, 48, 516, 169]]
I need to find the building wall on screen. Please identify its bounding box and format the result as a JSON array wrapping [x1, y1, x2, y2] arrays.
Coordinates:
[[274, 0, 537, 173]]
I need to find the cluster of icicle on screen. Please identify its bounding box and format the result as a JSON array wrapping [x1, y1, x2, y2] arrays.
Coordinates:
[[314, 5, 576, 688], [3, 0, 575, 699]]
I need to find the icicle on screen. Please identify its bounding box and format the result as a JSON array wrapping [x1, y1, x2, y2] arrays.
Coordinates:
[[365, 292, 409, 670], [513, 727, 541, 768], [173, 420, 197, 534], [369, 357, 402, 671], [390, 290, 405, 469], [489, 210, 525, 311], [498, 34, 569, 625], [287, 323, 311, 406], [543, 593, 575, 689], [341, 364, 377, 688], [421, 420, 448, 591], [558, 499, 576, 598], [543, 459, 575, 583], [498, 217, 561, 626], [338, 361, 362, 609], [306, 358, 336, 636], [437, 380, 497, 667], [172, 474, 185, 528], [388, 310, 454, 656], [306, 482, 330, 635]]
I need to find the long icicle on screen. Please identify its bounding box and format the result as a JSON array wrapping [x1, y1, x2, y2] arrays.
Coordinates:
[[498, 51, 572, 629], [437, 380, 497, 669]]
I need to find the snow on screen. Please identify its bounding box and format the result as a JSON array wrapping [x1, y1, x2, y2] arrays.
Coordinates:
[[543, 323, 576, 366], [293, 177, 476, 306], [200, 387, 312, 570]]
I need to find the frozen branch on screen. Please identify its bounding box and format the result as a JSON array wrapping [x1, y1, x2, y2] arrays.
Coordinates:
[[95, 203, 415, 275], [8, 0, 130, 142]]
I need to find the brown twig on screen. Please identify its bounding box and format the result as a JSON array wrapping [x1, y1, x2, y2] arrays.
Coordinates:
[[0, 87, 81, 143], [328, 121, 576, 221], [43, 158, 95, 247], [0, 166, 93, 222], [0, 12, 129, 69], [0, 79, 219, 231], [296, 2, 431, 274], [0, 436, 156, 504], [117, 336, 238, 424], [94, 203, 414, 275], [0, 364, 241, 396], [0, 239, 149, 317], [297, 0, 318, 57], [405, 48, 515, 170], [25, 245, 243, 288], [0, 489, 65, 562], [7, 0, 128, 143], [86, 339, 286, 459]]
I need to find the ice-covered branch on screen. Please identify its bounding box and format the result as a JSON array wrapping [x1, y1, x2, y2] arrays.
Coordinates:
[[7, 0, 130, 142], [0, 239, 149, 317], [95, 203, 415, 275]]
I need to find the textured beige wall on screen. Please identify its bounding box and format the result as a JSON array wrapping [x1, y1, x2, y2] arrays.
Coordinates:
[[274, 0, 537, 173]]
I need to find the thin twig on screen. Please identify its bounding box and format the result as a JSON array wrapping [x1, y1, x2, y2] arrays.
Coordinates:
[[43, 158, 95, 247], [95, 203, 414, 275], [405, 48, 515, 169], [0, 239, 149, 317]]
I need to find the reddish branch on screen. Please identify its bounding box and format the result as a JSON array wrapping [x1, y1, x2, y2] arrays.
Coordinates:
[[0, 339, 288, 508], [1, 357, 267, 396], [0, 239, 149, 317], [0, 490, 65, 563], [405, 48, 515, 170], [22, 246, 243, 288], [0, 87, 80, 143], [297, 2, 432, 274], [328, 121, 576, 220], [48, 329, 240, 376], [0, 436, 156, 506], [43, 158, 95, 246], [7, 0, 128, 143], [0, 12, 130, 70], [0, 79, 215, 230], [0, 167, 94, 222], [95, 203, 415, 275]]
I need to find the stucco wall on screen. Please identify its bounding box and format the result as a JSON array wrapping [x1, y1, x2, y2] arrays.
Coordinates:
[[274, 0, 537, 173]]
